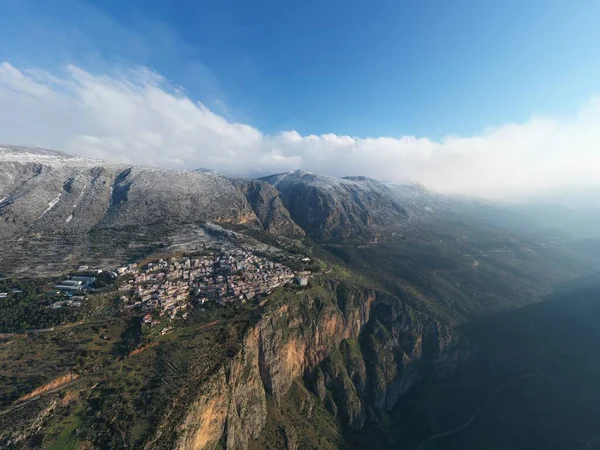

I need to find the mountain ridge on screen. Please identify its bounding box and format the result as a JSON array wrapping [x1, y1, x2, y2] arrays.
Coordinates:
[[0, 146, 415, 274], [260, 170, 409, 240]]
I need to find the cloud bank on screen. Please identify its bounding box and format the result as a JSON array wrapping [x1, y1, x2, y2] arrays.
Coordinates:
[[1, 62, 599, 198]]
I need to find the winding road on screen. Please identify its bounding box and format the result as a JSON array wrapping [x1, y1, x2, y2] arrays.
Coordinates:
[[417, 372, 539, 449]]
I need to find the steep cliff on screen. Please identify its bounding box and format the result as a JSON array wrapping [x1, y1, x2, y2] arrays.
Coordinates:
[[233, 179, 305, 237], [172, 275, 462, 450], [260, 171, 408, 240]]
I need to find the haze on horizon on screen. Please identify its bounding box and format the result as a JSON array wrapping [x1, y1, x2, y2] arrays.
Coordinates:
[[1, 0, 600, 199]]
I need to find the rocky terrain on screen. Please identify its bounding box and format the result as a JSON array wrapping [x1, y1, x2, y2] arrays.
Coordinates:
[[0, 147, 252, 274], [233, 179, 305, 236], [0, 146, 257, 240], [0, 146, 412, 274], [0, 267, 465, 450], [3, 145, 600, 450], [261, 171, 408, 240], [171, 277, 461, 450]]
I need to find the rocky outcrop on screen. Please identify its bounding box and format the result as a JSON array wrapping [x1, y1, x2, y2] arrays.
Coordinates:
[[261, 171, 408, 240], [307, 292, 461, 434], [98, 166, 258, 229], [175, 279, 461, 450], [175, 280, 374, 449], [233, 180, 304, 236], [176, 367, 229, 450]]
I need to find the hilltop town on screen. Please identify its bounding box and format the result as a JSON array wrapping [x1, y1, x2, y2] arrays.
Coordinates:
[[115, 246, 311, 326]]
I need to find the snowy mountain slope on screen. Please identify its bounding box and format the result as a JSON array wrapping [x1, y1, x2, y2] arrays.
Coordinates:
[[260, 170, 408, 239], [0, 147, 259, 240], [0, 147, 416, 272]]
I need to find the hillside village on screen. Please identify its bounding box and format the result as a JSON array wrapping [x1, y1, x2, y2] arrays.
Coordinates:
[[116, 246, 311, 326], [0, 241, 314, 334]]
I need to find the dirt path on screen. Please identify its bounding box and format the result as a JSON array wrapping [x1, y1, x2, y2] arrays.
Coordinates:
[[0, 379, 80, 417], [196, 320, 220, 331], [1, 318, 118, 337], [129, 342, 159, 357]]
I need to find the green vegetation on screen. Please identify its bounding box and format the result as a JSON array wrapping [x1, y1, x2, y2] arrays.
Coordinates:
[[4, 215, 600, 450], [249, 380, 344, 450], [78, 303, 262, 449], [44, 404, 84, 450], [0, 276, 265, 448], [0, 278, 79, 332], [321, 219, 591, 323], [0, 270, 120, 333]]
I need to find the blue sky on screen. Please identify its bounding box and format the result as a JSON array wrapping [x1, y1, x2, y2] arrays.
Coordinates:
[[1, 0, 600, 197], [2, 0, 600, 137]]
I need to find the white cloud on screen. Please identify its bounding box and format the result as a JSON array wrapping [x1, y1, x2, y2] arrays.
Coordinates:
[[1, 61, 600, 198]]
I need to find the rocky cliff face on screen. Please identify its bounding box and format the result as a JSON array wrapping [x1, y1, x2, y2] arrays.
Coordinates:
[[310, 295, 460, 425], [174, 278, 462, 450], [233, 179, 305, 236], [261, 171, 408, 240]]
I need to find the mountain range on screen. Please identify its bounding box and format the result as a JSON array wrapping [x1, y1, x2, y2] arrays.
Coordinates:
[[2, 145, 600, 450], [0, 145, 415, 240], [0, 145, 422, 275]]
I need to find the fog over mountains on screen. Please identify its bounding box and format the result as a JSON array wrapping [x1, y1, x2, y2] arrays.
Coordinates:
[[3, 63, 600, 198], [3, 144, 598, 251]]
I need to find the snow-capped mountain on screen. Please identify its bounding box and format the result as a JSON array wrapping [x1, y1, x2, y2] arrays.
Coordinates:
[[0, 146, 416, 273], [260, 170, 408, 240]]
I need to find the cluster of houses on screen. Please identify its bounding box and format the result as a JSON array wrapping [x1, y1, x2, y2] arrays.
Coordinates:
[[116, 247, 310, 326]]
